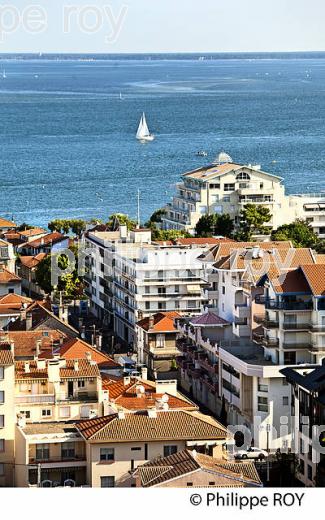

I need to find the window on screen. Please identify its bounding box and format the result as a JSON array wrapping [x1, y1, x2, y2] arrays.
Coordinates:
[[308, 465, 313, 481], [100, 448, 114, 461], [41, 409, 51, 417], [257, 397, 268, 413], [282, 396, 289, 406], [299, 459, 305, 475], [0, 391, 4, 404], [186, 482, 193, 487], [59, 407, 71, 419], [209, 481, 215, 485], [131, 447, 141, 452], [62, 442, 75, 460], [308, 445, 312, 461], [156, 334, 165, 348], [0, 416, 4, 428], [0, 439, 4, 452], [78, 381, 85, 388], [222, 286, 225, 295], [187, 301, 197, 309], [224, 183, 235, 192], [164, 445, 177, 457], [236, 172, 250, 180], [0, 367, 3, 380], [223, 196, 230, 202], [258, 384, 268, 393], [145, 302, 150, 310], [0, 464, 4, 476], [101, 476, 115, 488], [20, 410, 30, 419], [36, 444, 49, 461]]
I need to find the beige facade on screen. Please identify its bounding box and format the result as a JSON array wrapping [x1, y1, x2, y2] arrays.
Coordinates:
[[0, 349, 15, 487]]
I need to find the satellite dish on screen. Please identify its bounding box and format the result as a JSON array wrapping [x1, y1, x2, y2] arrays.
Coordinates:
[[161, 394, 169, 403], [212, 152, 233, 165]]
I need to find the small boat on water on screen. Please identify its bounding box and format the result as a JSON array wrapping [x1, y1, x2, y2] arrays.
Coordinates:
[[196, 150, 208, 157], [136, 113, 155, 142], [2, 70, 6, 79]]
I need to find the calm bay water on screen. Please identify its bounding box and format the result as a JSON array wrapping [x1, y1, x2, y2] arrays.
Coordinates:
[[0, 53, 325, 228]]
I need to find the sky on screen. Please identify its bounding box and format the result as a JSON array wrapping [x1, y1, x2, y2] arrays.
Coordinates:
[[1, 0, 325, 54]]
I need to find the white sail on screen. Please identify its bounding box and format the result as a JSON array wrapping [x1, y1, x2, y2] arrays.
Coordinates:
[[136, 112, 154, 141]]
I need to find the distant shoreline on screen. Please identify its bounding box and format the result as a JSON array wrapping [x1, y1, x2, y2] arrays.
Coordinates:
[[1, 52, 325, 61]]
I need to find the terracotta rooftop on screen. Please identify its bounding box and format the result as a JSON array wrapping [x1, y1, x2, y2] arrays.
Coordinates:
[[19, 253, 47, 268], [301, 264, 325, 296], [101, 375, 196, 412], [15, 358, 100, 380], [56, 337, 120, 369], [18, 228, 46, 238], [136, 449, 262, 487], [0, 267, 21, 284], [75, 410, 227, 442], [22, 421, 80, 436], [190, 311, 230, 327], [182, 162, 242, 180], [0, 347, 14, 365], [0, 293, 33, 315], [0, 217, 17, 228], [270, 268, 312, 294], [4, 330, 67, 358], [26, 232, 67, 248], [137, 311, 180, 332]]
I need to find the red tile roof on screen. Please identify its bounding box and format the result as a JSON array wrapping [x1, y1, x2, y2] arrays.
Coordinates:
[[15, 358, 100, 380], [190, 311, 230, 326], [6, 330, 67, 358], [301, 264, 325, 296], [0, 347, 14, 365], [26, 232, 67, 248], [0, 217, 17, 228], [57, 338, 120, 368], [0, 267, 21, 284], [19, 253, 47, 268], [137, 311, 180, 332]]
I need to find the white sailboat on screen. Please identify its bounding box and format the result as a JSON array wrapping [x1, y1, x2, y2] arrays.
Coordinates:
[[136, 112, 154, 142], [2, 70, 6, 79]]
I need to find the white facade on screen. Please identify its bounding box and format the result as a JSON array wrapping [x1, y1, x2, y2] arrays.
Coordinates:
[[162, 159, 325, 235], [84, 228, 209, 344]]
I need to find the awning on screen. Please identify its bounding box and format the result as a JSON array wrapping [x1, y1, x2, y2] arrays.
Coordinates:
[[187, 284, 201, 294]]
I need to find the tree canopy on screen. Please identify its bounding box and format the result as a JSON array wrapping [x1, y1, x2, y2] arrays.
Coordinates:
[[235, 204, 272, 241], [195, 213, 234, 238], [48, 219, 86, 237], [35, 245, 82, 298], [106, 213, 137, 231], [271, 219, 320, 248]]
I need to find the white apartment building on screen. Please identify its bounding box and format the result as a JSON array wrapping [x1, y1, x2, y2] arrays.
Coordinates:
[[84, 227, 209, 345], [162, 153, 325, 236]]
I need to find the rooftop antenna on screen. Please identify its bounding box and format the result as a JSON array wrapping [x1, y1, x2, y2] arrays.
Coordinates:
[[137, 189, 141, 229]]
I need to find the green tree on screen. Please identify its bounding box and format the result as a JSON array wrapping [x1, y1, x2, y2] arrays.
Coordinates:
[[35, 247, 82, 297], [70, 219, 86, 237], [107, 213, 137, 231], [271, 219, 320, 248], [17, 222, 34, 231], [235, 204, 272, 241], [195, 213, 234, 238], [48, 219, 64, 233], [146, 208, 166, 226], [150, 227, 191, 241]]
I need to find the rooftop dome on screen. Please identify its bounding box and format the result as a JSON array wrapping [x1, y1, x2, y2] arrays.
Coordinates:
[[212, 152, 233, 165]]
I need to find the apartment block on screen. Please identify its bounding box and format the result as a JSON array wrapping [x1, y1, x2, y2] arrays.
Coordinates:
[[161, 154, 325, 236], [84, 226, 209, 344]]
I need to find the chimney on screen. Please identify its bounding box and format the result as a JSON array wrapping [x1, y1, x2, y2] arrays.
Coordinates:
[[123, 376, 131, 386], [96, 334, 102, 351], [148, 409, 157, 418], [10, 340, 15, 358], [48, 359, 60, 383], [74, 360, 79, 372], [24, 362, 30, 373], [118, 410, 125, 420], [26, 313, 32, 331], [85, 351, 92, 362], [141, 367, 148, 381], [148, 315, 154, 330], [35, 339, 42, 358]]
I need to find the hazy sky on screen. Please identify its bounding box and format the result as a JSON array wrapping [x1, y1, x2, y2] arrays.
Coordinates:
[[2, 0, 325, 53]]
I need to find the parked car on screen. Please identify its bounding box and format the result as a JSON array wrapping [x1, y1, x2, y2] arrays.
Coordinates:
[[234, 447, 268, 460]]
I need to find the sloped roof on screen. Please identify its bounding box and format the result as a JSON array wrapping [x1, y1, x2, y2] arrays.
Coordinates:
[[76, 411, 227, 442], [301, 264, 325, 296], [0, 347, 14, 365], [58, 338, 120, 368], [18, 228, 46, 237], [5, 330, 67, 358], [136, 449, 262, 487], [269, 268, 312, 294], [0, 293, 33, 315], [0, 267, 21, 284], [19, 253, 47, 268], [26, 232, 67, 248], [7, 301, 78, 335], [190, 311, 229, 327], [137, 311, 180, 332], [0, 217, 17, 228], [15, 358, 100, 380]]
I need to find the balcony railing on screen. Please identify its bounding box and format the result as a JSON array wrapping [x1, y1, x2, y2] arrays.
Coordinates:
[[253, 314, 265, 324], [263, 319, 279, 328], [265, 299, 313, 311], [15, 394, 55, 404], [282, 323, 311, 330], [282, 342, 312, 350], [262, 337, 279, 348], [29, 455, 86, 464]]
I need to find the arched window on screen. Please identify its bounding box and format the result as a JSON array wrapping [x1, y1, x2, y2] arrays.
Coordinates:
[[236, 172, 251, 180]]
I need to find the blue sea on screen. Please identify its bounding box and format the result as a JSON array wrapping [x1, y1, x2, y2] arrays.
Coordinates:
[[1, 52, 325, 228]]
